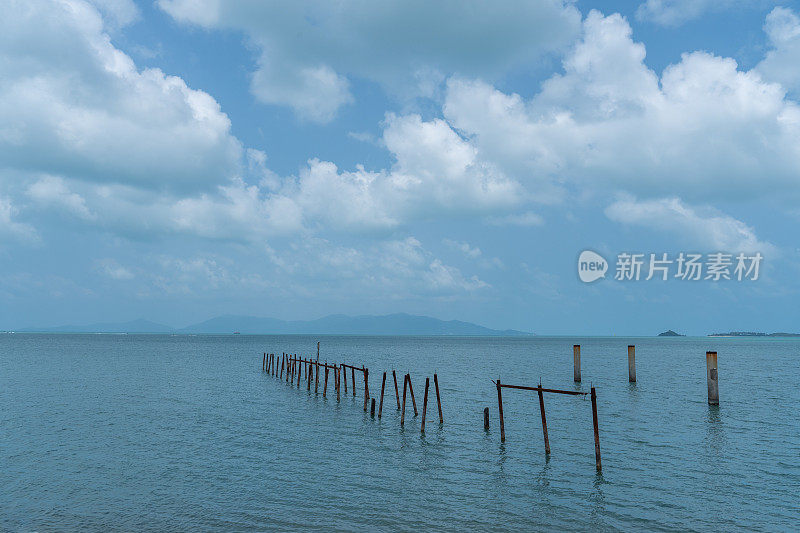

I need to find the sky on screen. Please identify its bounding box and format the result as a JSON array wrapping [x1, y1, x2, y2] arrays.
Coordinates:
[[2, 0, 800, 335]]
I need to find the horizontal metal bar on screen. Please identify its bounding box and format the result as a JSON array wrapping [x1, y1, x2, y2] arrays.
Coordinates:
[[497, 383, 587, 396], [341, 364, 366, 372]]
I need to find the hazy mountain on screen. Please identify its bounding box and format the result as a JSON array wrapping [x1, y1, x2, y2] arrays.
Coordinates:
[[21, 313, 531, 336], [177, 313, 531, 336]]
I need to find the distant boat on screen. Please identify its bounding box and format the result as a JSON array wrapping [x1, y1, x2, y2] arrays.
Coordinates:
[[233, 331, 240, 335]]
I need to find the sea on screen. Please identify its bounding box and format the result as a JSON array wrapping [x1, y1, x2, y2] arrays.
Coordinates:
[[1, 333, 798, 531]]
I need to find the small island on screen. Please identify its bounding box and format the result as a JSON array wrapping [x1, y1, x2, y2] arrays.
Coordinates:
[[658, 330, 684, 336]]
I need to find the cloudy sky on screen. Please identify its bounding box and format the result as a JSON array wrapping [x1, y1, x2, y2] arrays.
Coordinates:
[[2, 0, 800, 334]]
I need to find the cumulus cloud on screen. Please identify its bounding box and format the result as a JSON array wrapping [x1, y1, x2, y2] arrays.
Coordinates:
[[0, 0, 242, 193], [757, 7, 800, 93], [635, 0, 749, 27], [27, 175, 95, 221], [157, 0, 581, 121], [0, 196, 38, 243], [605, 196, 774, 253], [443, 239, 482, 259], [444, 11, 800, 203], [97, 258, 134, 280]]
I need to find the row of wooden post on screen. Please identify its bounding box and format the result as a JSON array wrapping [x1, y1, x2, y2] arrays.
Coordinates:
[[262, 347, 443, 433], [573, 344, 721, 404]]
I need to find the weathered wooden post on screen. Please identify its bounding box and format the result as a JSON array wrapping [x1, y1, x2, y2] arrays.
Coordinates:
[[401, 374, 408, 426], [392, 370, 400, 409], [352, 367, 356, 396], [280, 354, 284, 379], [263, 352, 266, 372], [315, 358, 319, 393], [308, 360, 312, 390], [407, 374, 418, 416], [363, 367, 369, 411], [378, 372, 386, 418], [538, 386, 550, 454], [434, 373, 443, 424], [628, 345, 636, 383], [591, 386, 601, 472], [323, 364, 329, 397], [343, 363, 347, 393], [574, 345, 581, 382], [706, 351, 719, 405], [483, 407, 490, 430], [370, 398, 376, 417], [421, 377, 429, 433], [496, 379, 505, 442], [336, 365, 341, 401]]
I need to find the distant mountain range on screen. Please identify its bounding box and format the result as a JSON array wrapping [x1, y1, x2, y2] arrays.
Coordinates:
[[19, 313, 532, 336], [708, 331, 800, 337]]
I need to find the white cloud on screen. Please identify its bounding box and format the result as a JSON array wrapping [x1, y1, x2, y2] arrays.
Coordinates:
[[157, 0, 581, 121], [605, 196, 775, 253], [443, 11, 800, 203], [0, 0, 242, 193], [86, 0, 140, 28], [0, 196, 38, 243], [27, 175, 95, 221], [443, 239, 482, 259], [635, 0, 749, 27], [97, 258, 134, 280], [757, 7, 800, 93]]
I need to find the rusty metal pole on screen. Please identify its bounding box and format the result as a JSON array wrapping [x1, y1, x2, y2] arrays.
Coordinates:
[[421, 377, 429, 433], [591, 386, 601, 472], [370, 398, 376, 417], [483, 407, 490, 430], [343, 363, 347, 394], [706, 351, 719, 405], [574, 344, 581, 382], [538, 387, 550, 455], [263, 353, 266, 372], [352, 367, 356, 396], [497, 379, 505, 442], [315, 358, 319, 393], [401, 374, 408, 426], [434, 373, 443, 424], [393, 370, 400, 409], [336, 365, 341, 401], [628, 345, 636, 383], [408, 374, 418, 416], [363, 367, 369, 411], [323, 364, 329, 397], [378, 372, 386, 418], [280, 354, 284, 380]]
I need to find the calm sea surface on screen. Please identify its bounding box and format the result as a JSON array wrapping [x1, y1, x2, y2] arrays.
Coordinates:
[[2, 334, 799, 531]]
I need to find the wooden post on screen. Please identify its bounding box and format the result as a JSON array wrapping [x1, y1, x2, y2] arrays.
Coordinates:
[[315, 358, 319, 393], [706, 351, 719, 405], [393, 370, 400, 409], [352, 367, 356, 396], [296, 355, 301, 387], [363, 367, 369, 411], [574, 345, 581, 382], [483, 407, 490, 430], [263, 352, 266, 372], [538, 387, 550, 454], [401, 374, 408, 426], [378, 372, 386, 418], [497, 379, 505, 442], [628, 345, 636, 383], [591, 386, 601, 472], [280, 354, 284, 379], [421, 377, 429, 433], [408, 374, 418, 416], [323, 364, 329, 397], [343, 363, 347, 393], [370, 398, 376, 417], [434, 373, 443, 424], [336, 366, 341, 401]]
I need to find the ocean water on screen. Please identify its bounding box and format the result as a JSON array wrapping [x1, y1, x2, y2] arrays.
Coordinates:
[[1, 333, 798, 531]]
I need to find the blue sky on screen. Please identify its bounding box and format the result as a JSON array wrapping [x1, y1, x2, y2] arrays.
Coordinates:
[[2, 0, 800, 334]]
